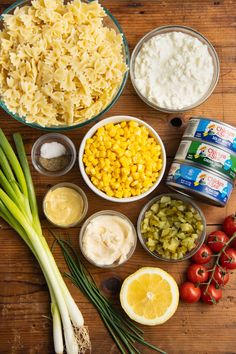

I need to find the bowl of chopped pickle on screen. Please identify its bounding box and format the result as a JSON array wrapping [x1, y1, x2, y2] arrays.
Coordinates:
[[137, 193, 206, 262]]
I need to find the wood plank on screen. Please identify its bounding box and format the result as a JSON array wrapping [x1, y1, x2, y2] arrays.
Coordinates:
[[0, 0, 236, 353]]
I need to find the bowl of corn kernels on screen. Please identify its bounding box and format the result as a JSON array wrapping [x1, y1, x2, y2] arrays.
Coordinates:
[[137, 194, 206, 262], [78, 116, 166, 202]]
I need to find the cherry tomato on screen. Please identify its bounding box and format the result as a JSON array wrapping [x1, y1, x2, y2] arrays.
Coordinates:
[[201, 284, 222, 305], [220, 248, 236, 269], [223, 214, 236, 237], [191, 244, 212, 264], [211, 266, 229, 286], [180, 282, 201, 303], [207, 231, 229, 252], [187, 264, 209, 283], [230, 238, 236, 250]]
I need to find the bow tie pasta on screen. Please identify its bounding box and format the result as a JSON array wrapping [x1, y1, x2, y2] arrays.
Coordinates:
[[0, 0, 127, 127]]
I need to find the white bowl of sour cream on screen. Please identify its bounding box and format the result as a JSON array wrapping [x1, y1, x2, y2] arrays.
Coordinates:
[[130, 25, 220, 113], [79, 211, 137, 268]]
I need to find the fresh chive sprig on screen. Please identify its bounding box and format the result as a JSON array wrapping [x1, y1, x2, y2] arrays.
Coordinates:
[[57, 237, 167, 354]]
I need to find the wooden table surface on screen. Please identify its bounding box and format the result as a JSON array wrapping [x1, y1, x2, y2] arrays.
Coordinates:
[[0, 0, 236, 353]]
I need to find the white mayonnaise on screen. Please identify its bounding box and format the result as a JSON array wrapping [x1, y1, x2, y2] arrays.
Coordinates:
[[81, 214, 135, 266], [134, 31, 214, 110]]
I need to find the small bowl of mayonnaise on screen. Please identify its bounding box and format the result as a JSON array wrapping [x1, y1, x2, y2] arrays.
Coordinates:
[[79, 210, 137, 268], [43, 182, 88, 228]]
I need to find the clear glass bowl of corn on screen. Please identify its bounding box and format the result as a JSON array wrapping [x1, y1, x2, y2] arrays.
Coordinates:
[[137, 193, 206, 262]]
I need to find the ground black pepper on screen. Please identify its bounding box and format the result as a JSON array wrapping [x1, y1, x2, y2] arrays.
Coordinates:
[[39, 155, 69, 172]]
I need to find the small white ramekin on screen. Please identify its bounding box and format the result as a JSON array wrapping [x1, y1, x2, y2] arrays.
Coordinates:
[[78, 115, 166, 203]]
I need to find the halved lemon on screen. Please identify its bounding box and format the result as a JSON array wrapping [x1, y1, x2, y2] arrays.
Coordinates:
[[120, 267, 179, 325]]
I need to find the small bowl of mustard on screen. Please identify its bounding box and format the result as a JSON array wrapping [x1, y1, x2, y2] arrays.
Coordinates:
[[43, 182, 88, 228]]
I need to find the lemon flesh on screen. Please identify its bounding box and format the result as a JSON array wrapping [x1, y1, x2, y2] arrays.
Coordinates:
[[120, 267, 179, 325]]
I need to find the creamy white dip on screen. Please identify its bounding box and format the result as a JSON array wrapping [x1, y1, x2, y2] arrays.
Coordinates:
[[134, 31, 214, 110], [82, 215, 135, 266]]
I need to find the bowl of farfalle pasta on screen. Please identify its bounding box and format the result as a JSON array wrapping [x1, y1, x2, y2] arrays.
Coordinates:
[[0, 0, 129, 130]]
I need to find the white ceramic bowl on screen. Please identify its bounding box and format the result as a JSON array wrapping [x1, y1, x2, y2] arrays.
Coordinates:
[[78, 115, 166, 203]]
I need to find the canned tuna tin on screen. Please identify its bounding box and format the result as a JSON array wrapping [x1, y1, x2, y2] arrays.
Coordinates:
[[166, 161, 233, 207], [183, 117, 236, 155], [175, 139, 236, 180]]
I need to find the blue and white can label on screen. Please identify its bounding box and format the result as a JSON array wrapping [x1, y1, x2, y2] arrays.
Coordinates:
[[183, 118, 236, 155], [166, 162, 233, 206]]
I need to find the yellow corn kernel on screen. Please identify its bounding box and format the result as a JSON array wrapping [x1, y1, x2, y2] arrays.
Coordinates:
[[146, 170, 153, 177], [97, 181, 104, 189], [123, 189, 131, 198], [98, 159, 105, 168], [97, 126, 105, 135], [115, 190, 123, 198], [120, 156, 129, 167], [111, 155, 117, 162], [121, 121, 127, 128], [86, 138, 93, 144], [104, 141, 112, 149], [103, 166, 110, 172], [89, 168, 96, 175], [101, 151, 108, 158], [114, 160, 121, 168], [91, 158, 99, 166], [137, 164, 143, 172], [131, 188, 138, 195], [113, 182, 120, 190], [156, 160, 163, 170], [110, 177, 116, 184], [152, 172, 159, 179], [114, 168, 120, 177], [116, 148, 124, 156], [112, 143, 119, 151], [131, 180, 139, 187], [107, 190, 114, 197], [102, 175, 110, 186], [127, 176, 133, 184], [109, 126, 117, 137], [105, 123, 114, 130], [91, 177, 99, 186], [132, 172, 139, 180], [129, 121, 139, 127], [118, 128, 124, 136]]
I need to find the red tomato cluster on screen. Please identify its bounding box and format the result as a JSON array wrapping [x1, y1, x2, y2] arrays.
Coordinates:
[[180, 214, 236, 305]]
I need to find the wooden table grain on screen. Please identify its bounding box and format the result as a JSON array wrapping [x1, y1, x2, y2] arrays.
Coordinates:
[[0, 1, 236, 353]]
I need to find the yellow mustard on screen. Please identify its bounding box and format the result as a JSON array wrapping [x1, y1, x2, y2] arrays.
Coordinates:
[[44, 187, 84, 226]]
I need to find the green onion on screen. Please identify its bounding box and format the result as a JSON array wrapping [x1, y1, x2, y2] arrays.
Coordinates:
[[0, 129, 90, 354], [56, 237, 167, 354]]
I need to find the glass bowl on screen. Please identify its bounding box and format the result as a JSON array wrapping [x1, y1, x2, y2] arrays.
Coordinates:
[[79, 210, 137, 268], [0, 0, 129, 131], [78, 115, 166, 203], [43, 182, 88, 228], [137, 193, 206, 263], [31, 133, 76, 177], [130, 25, 220, 114]]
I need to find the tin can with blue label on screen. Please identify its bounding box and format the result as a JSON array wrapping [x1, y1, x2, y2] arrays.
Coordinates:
[[166, 161, 234, 207], [183, 117, 236, 155]]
